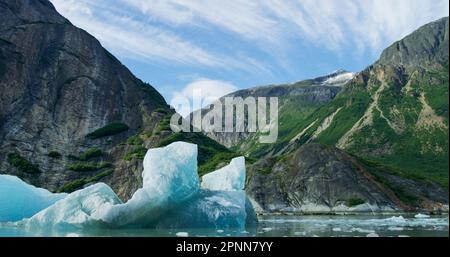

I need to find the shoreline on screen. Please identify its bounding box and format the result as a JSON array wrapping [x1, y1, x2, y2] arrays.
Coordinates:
[[256, 211, 450, 217]]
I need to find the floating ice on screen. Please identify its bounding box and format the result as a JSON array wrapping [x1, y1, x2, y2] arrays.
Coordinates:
[[201, 157, 245, 191], [415, 213, 430, 219], [176, 232, 189, 237], [97, 142, 200, 227], [155, 190, 254, 229], [11, 142, 256, 230], [385, 216, 406, 223], [0, 175, 66, 222], [21, 183, 122, 228], [388, 227, 404, 231]]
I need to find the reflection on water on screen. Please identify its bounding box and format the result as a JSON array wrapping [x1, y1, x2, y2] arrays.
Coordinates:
[[0, 214, 448, 237]]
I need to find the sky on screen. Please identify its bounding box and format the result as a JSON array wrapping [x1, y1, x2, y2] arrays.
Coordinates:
[[50, 0, 449, 116]]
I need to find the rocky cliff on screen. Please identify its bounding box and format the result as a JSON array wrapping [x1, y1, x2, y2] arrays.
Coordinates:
[[246, 144, 448, 213], [245, 17, 449, 213], [287, 17, 449, 186], [0, 0, 173, 200]]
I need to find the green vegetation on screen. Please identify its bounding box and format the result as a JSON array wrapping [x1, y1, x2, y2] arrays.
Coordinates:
[[126, 135, 143, 145], [58, 179, 85, 194], [153, 107, 168, 114], [153, 116, 172, 135], [301, 67, 449, 189], [157, 132, 243, 175], [345, 197, 365, 207], [66, 148, 103, 161], [123, 135, 147, 161], [78, 148, 103, 161], [86, 122, 129, 139], [58, 169, 114, 193], [68, 162, 113, 172], [310, 92, 370, 146], [228, 93, 329, 158], [48, 151, 62, 159], [358, 157, 423, 205], [7, 153, 40, 174], [198, 152, 242, 177], [423, 68, 449, 120], [123, 146, 147, 161]]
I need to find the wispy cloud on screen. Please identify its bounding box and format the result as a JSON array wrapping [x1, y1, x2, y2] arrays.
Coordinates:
[[50, 0, 269, 73], [121, 0, 449, 54], [50, 0, 449, 85], [122, 0, 282, 44]]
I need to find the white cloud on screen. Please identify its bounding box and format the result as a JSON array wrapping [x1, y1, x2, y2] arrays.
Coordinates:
[[122, 0, 282, 44], [51, 0, 225, 67], [50, 0, 449, 78], [121, 0, 449, 54], [171, 78, 237, 117], [50, 0, 270, 74]]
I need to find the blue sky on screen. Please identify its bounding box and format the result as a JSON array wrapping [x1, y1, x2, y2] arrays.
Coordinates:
[[50, 0, 449, 115]]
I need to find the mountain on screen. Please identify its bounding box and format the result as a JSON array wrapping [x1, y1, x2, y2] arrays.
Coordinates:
[[287, 17, 449, 186], [247, 143, 448, 213], [245, 17, 449, 213], [195, 70, 355, 157], [0, 0, 236, 201], [0, 0, 169, 200]]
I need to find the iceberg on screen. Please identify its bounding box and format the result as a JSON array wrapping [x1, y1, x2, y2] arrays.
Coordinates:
[[96, 142, 200, 227], [156, 190, 257, 229], [21, 183, 122, 228], [198, 156, 257, 228], [0, 175, 66, 222], [201, 157, 245, 191], [12, 142, 257, 230], [415, 213, 430, 219]]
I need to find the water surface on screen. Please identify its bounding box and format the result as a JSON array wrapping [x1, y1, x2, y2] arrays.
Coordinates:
[[0, 214, 448, 237]]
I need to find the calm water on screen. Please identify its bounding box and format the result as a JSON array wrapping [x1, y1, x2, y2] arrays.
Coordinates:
[[0, 214, 448, 237]]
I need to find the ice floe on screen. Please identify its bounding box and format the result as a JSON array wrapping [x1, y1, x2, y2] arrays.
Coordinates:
[[0, 175, 66, 222], [201, 157, 245, 191]]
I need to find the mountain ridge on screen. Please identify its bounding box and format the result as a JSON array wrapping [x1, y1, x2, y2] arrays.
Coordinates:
[[193, 70, 355, 155]]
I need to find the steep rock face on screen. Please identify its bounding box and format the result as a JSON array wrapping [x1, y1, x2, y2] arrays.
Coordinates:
[[0, 0, 170, 200], [378, 17, 449, 69], [246, 17, 449, 213], [246, 144, 448, 213], [285, 17, 449, 188]]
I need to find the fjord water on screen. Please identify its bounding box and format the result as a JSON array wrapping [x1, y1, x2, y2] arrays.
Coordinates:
[[1, 214, 448, 237]]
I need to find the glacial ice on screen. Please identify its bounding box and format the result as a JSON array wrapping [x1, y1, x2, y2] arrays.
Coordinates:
[[0, 175, 66, 222], [11, 142, 256, 229], [415, 213, 430, 219], [96, 142, 200, 227], [21, 183, 122, 228], [201, 157, 245, 191], [155, 190, 257, 229]]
